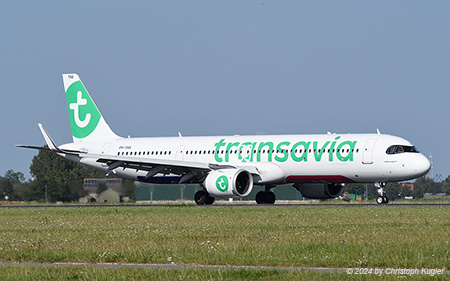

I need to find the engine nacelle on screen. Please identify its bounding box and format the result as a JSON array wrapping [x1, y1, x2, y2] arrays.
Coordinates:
[[294, 183, 344, 199], [203, 169, 253, 198]]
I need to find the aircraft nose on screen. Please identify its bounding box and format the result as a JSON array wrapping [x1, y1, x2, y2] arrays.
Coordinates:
[[415, 154, 431, 177]]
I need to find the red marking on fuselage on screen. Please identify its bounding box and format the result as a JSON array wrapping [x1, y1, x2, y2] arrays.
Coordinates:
[[286, 175, 357, 184]]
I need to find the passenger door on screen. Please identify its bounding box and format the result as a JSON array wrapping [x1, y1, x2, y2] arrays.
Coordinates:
[[362, 139, 377, 164]]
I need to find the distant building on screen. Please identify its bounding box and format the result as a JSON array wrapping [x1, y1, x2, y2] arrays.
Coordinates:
[[84, 178, 122, 194], [135, 182, 304, 202], [98, 189, 121, 203], [402, 183, 414, 191]]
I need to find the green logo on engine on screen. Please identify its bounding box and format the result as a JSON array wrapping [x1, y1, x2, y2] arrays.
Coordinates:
[[216, 176, 229, 192], [66, 81, 101, 139]]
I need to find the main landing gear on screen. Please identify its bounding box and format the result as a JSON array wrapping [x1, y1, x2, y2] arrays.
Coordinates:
[[375, 182, 389, 204], [194, 190, 215, 205], [255, 185, 276, 204]]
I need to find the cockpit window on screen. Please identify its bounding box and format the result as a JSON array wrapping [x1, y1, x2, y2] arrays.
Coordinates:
[[386, 145, 419, 154], [405, 146, 419, 153], [387, 146, 395, 154]]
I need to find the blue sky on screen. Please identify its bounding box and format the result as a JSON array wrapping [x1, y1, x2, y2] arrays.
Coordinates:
[[2, 1, 449, 180]]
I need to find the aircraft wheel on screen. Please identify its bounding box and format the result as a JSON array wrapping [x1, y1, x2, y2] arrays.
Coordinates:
[[255, 191, 265, 204], [195, 190, 208, 205], [376, 196, 384, 204], [205, 195, 215, 205], [266, 191, 276, 204], [383, 196, 389, 204]]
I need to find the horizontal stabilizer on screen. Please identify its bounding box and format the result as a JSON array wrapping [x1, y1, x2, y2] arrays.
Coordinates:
[[14, 144, 50, 151], [15, 124, 87, 155]]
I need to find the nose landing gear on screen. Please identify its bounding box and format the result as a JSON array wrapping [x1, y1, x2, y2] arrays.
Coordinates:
[[375, 182, 389, 204]]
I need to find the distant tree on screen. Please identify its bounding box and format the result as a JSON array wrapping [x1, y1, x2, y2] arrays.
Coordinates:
[[0, 170, 26, 200], [385, 182, 402, 200], [14, 183, 32, 201], [30, 149, 105, 202], [413, 176, 434, 198], [344, 183, 366, 195], [96, 182, 108, 194], [345, 183, 377, 200], [69, 180, 88, 200], [442, 176, 450, 193], [0, 177, 13, 200], [346, 182, 420, 201], [4, 170, 25, 188]]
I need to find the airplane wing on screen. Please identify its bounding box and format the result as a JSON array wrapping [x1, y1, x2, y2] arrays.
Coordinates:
[[87, 154, 259, 184], [95, 155, 209, 183]]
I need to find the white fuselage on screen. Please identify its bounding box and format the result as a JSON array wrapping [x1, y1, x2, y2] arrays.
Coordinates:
[[60, 133, 431, 185]]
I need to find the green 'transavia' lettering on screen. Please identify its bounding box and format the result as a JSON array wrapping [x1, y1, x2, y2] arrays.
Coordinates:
[[213, 137, 357, 164]]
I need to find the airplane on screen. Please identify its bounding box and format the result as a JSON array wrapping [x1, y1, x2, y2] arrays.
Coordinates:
[[17, 74, 431, 205]]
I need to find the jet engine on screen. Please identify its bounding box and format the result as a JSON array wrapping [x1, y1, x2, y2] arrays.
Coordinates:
[[203, 169, 253, 198], [294, 183, 344, 199]]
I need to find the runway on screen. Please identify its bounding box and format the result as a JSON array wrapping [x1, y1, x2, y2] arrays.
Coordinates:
[[1, 261, 448, 275], [0, 261, 347, 272]]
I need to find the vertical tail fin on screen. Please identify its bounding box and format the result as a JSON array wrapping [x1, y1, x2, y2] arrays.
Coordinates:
[[63, 74, 121, 142]]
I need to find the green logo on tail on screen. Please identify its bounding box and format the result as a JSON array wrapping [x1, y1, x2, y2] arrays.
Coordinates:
[[66, 81, 101, 139]]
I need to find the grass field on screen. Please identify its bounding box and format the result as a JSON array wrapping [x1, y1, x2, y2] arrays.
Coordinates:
[[0, 205, 448, 279]]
